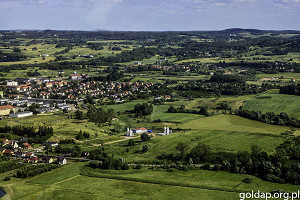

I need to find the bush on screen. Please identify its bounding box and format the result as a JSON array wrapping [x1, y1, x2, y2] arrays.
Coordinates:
[[135, 163, 142, 169], [142, 144, 150, 153], [202, 163, 211, 170], [141, 132, 150, 142], [3, 176, 10, 181], [242, 178, 252, 184], [121, 163, 129, 170], [128, 139, 135, 146], [213, 164, 221, 171]]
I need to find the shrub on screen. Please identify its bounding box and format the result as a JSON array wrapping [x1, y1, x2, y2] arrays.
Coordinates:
[[121, 163, 129, 170], [3, 176, 10, 181], [242, 178, 252, 184], [128, 139, 135, 146], [142, 144, 150, 153], [141, 132, 150, 142], [135, 164, 142, 169]]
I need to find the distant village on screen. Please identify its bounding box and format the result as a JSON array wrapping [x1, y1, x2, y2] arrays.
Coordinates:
[[0, 68, 180, 119]]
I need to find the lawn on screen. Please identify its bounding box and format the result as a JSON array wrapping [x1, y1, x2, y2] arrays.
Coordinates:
[[243, 94, 300, 119]]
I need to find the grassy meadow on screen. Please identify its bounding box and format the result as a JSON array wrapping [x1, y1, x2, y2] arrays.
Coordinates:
[[243, 94, 300, 119], [3, 161, 299, 200], [178, 114, 289, 134]]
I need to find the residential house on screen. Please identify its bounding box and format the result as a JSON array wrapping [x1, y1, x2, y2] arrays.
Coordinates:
[[22, 143, 31, 150], [132, 127, 148, 134], [28, 156, 39, 163], [0, 105, 15, 116], [42, 156, 53, 164], [3, 149, 15, 156], [57, 157, 67, 165], [25, 152, 34, 158]]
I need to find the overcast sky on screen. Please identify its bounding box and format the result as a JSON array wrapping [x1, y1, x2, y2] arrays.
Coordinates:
[[0, 0, 299, 31]]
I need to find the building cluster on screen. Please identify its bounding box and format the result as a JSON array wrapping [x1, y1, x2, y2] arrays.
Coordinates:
[[126, 127, 172, 137], [0, 138, 66, 164], [0, 98, 71, 116], [1, 77, 156, 102], [153, 65, 191, 71]]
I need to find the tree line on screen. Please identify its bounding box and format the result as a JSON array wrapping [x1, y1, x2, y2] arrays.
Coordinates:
[[236, 109, 300, 128], [0, 125, 53, 143]]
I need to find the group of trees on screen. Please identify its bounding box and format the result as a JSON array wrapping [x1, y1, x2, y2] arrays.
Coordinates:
[[0, 125, 53, 143], [175, 80, 268, 97], [131, 103, 153, 117], [89, 157, 129, 170], [54, 145, 82, 156], [16, 164, 59, 178], [160, 137, 300, 185], [167, 105, 209, 116], [59, 139, 76, 144], [279, 84, 300, 96], [236, 109, 300, 128], [85, 69, 124, 82], [87, 106, 115, 124], [0, 161, 26, 174], [75, 130, 90, 140]]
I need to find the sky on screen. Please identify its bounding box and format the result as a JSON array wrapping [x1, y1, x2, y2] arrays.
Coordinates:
[[0, 0, 299, 31]]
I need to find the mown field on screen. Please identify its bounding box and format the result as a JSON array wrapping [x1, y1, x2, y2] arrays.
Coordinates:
[[243, 94, 300, 119], [178, 114, 289, 134], [3, 161, 299, 200]]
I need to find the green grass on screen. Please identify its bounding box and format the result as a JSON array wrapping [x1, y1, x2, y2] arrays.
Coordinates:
[[243, 94, 300, 119], [106, 128, 286, 163], [150, 104, 204, 123], [82, 167, 300, 194], [8, 162, 299, 200], [0, 114, 112, 140], [179, 114, 289, 134], [27, 162, 85, 185]]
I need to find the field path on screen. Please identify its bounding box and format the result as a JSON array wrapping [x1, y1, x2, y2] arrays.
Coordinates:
[[92, 136, 140, 146], [52, 174, 81, 185]]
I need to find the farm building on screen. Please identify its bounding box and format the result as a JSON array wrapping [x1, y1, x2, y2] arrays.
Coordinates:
[[9, 111, 33, 118], [0, 105, 15, 116], [126, 128, 134, 136], [132, 127, 148, 134]]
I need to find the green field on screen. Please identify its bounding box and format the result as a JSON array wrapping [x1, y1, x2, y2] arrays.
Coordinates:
[[150, 104, 204, 123], [4, 162, 299, 200], [179, 114, 289, 134], [106, 128, 286, 163], [0, 114, 112, 140], [243, 94, 300, 119]]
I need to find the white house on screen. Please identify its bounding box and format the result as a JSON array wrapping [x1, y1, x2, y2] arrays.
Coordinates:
[[7, 81, 18, 86], [132, 127, 148, 134], [57, 157, 67, 165]]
